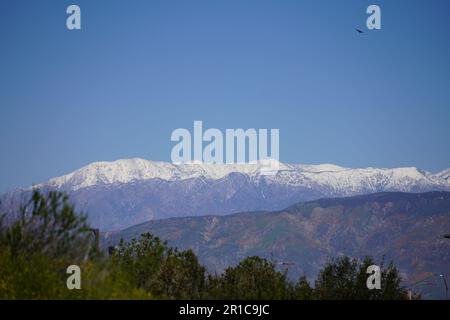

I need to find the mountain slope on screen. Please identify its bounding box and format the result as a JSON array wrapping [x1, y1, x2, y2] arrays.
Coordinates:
[[2, 158, 449, 231], [103, 191, 450, 299]]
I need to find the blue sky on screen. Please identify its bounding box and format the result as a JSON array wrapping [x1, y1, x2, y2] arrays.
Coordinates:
[[1, 0, 450, 192]]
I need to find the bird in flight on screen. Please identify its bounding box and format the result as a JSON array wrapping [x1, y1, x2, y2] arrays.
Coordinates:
[[355, 28, 365, 34]]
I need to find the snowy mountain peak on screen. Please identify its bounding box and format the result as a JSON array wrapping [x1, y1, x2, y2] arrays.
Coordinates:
[[41, 158, 286, 191], [39, 158, 450, 193], [438, 168, 450, 179], [294, 163, 347, 173]]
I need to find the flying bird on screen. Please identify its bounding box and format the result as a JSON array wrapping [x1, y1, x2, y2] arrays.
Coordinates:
[[355, 28, 364, 34]]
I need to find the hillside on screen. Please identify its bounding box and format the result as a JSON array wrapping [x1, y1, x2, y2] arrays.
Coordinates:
[[103, 191, 450, 299]]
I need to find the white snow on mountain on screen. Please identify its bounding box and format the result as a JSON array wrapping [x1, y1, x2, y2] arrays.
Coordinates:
[[39, 158, 450, 193], [41, 158, 285, 190], [438, 168, 450, 182]]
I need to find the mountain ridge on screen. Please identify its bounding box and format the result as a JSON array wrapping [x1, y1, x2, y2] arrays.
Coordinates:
[[38, 158, 450, 192], [2, 158, 449, 231]]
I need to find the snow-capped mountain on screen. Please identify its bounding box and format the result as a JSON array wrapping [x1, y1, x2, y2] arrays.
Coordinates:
[[438, 168, 450, 183], [4, 158, 450, 231], [41, 158, 291, 191], [42, 158, 449, 194]]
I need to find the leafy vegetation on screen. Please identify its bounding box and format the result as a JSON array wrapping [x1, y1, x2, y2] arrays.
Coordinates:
[[314, 256, 409, 300], [0, 190, 410, 300]]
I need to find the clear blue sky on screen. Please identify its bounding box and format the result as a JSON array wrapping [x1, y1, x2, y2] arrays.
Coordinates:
[[1, 0, 450, 192]]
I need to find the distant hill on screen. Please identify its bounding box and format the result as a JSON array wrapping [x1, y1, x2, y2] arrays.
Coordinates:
[[103, 191, 450, 299], [2, 158, 449, 231]]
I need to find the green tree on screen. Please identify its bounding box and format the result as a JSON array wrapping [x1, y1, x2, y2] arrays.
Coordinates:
[[314, 256, 408, 300], [294, 275, 315, 300], [113, 233, 206, 299], [212, 256, 293, 299], [0, 190, 150, 300], [0, 190, 92, 261]]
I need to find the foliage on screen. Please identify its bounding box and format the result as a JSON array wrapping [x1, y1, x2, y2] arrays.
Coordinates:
[[112, 233, 206, 299], [313, 256, 409, 300], [209, 256, 293, 299], [0, 190, 92, 261], [294, 275, 315, 300], [0, 190, 149, 299]]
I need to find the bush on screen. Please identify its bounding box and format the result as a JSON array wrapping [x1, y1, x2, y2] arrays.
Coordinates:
[[0, 190, 149, 299], [0, 190, 92, 261], [112, 233, 206, 299], [209, 256, 293, 299], [314, 256, 408, 300]]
